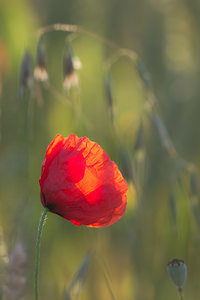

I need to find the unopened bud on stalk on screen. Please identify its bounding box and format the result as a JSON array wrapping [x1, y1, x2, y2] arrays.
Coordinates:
[[34, 37, 48, 82], [167, 258, 187, 289], [63, 45, 80, 91], [18, 50, 33, 98]]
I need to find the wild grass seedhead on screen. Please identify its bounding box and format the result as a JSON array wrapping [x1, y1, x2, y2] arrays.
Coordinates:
[[34, 37, 48, 83], [18, 50, 33, 98], [3, 242, 26, 300]]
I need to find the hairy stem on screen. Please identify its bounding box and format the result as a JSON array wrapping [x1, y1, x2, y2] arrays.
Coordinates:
[[35, 207, 49, 300]]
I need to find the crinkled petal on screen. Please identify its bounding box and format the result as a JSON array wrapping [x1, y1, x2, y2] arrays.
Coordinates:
[[39, 134, 128, 227]]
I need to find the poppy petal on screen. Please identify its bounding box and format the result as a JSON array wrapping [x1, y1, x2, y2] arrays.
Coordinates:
[[39, 134, 128, 227]]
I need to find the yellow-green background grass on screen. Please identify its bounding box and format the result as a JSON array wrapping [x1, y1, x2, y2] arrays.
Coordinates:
[[1, 0, 200, 299]]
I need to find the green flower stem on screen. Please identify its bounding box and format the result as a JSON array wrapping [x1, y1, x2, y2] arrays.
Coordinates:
[[178, 288, 184, 300], [35, 207, 49, 300]]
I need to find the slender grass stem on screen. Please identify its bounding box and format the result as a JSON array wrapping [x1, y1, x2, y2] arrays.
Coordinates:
[[37, 23, 118, 50], [37, 23, 197, 181], [35, 207, 49, 300]]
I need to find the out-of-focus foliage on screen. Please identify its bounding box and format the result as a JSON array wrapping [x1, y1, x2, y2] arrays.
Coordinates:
[[1, 0, 200, 299]]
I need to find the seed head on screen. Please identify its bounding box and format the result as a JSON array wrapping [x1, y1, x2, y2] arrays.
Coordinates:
[[18, 50, 33, 98], [63, 46, 80, 91], [3, 242, 27, 300], [34, 37, 48, 82], [167, 258, 187, 289]]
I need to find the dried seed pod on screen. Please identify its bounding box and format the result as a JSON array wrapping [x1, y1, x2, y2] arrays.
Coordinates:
[[167, 258, 187, 289], [18, 50, 33, 98], [3, 242, 26, 300], [34, 37, 48, 82]]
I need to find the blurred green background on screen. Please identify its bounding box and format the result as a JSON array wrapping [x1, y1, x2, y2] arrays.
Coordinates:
[[1, 0, 200, 299]]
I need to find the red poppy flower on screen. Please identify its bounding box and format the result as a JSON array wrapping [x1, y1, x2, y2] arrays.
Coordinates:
[[39, 134, 128, 227]]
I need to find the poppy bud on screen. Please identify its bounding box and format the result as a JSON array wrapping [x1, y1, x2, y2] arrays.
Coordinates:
[[167, 258, 187, 288], [18, 50, 33, 98], [34, 37, 48, 82], [39, 134, 128, 227]]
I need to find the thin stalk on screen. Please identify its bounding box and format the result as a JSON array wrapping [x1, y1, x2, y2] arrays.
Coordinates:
[[37, 23, 118, 50], [178, 288, 184, 300], [35, 207, 49, 300], [36, 23, 196, 179]]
